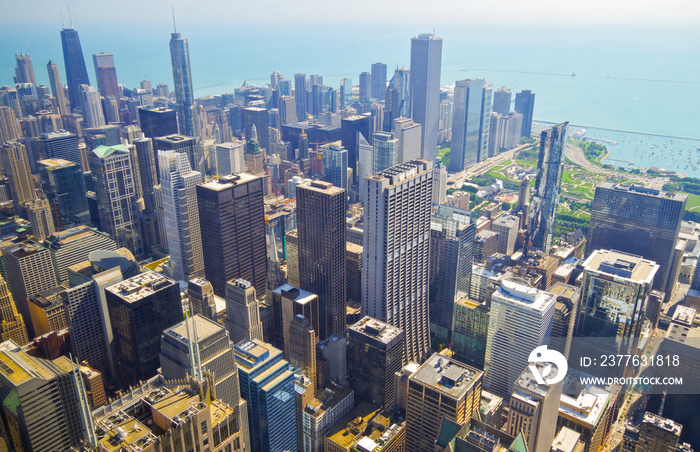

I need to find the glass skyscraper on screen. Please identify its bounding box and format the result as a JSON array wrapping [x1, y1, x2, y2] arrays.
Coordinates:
[[450, 79, 485, 172], [60, 28, 90, 114], [169, 32, 199, 138]]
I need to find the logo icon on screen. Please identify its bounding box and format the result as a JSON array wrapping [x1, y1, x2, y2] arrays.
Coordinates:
[[528, 345, 568, 385]]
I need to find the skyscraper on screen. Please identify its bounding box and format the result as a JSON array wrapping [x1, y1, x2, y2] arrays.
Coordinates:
[[371, 62, 388, 100], [39, 130, 81, 167], [322, 143, 349, 190], [372, 131, 400, 174], [384, 67, 411, 130], [410, 33, 442, 162], [38, 158, 88, 229], [288, 314, 317, 385], [340, 114, 370, 188], [294, 73, 307, 121], [225, 278, 264, 343], [197, 174, 266, 297], [92, 52, 120, 111], [235, 339, 297, 452], [133, 137, 158, 211], [528, 122, 568, 253], [1, 141, 34, 204], [156, 150, 204, 281], [492, 86, 512, 115], [60, 28, 90, 113], [0, 274, 29, 345], [14, 53, 36, 85], [0, 106, 22, 143], [297, 181, 347, 340], [138, 106, 178, 138], [484, 279, 556, 397], [89, 144, 143, 256], [154, 134, 199, 178], [359, 71, 372, 103], [450, 78, 485, 172], [105, 271, 182, 387], [216, 140, 245, 176], [392, 117, 422, 163], [587, 183, 686, 292], [80, 85, 106, 128], [479, 83, 493, 161], [25, 198, 55, 242], [170, 32, 199, 138], [515, 89, 536, 138], [362, 159, 433, 363], [271, 284, 319, 356], [46, 60, 69, 116]]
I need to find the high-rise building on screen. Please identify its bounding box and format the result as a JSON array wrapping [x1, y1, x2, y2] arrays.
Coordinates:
[[341, 114, 370, 188], [0, 343, 95, 452], [406, 353, 483, 451], [492, 86, 512, 115], [479, 83, 493, 160], [25, 198, 55, 242], [1, 141, 33, 204], [279, 95, 298, 125], [383, 66, 411, 130], [225, 278, 264, 343], [429, 205, 475, 342], [89, 144, 143, 256], [216, 140, 245, 176], [347, 316, 403, 407], [508, 364, 563, 452], [138, 106, 178, 138], [287, 314, 317, 384], [43, 227, 118, 285], [39, 130, 81, 167], [450, 78, 485, 171], [60, 28, 90, 113], [391, 117, 422, 164], [297, 181, 347, 340], [14, 53, 36, 85], [587, 183, 686, 292], [491, 214, 519, 255], [80, 85, 106, 128], [527, 122, 568, 253], [0, 275, 29, 345], [46, 60, 69, 116], [321, 143, 349, 190], [484, 279, 556, 397], [410, 33, 442, 162], [156, 150, 204, 281], [154, 134, 199, 178], [363, 159, 433, 363], [359, 71, 372, 103], [133, 137, 158, 210], [38, 158, 88, 229], [294, 73, 308, 121], [576, 249, 658, 359], [372, 131, 400, 175], [451, 298, 489, 369], [548, 282, 580, 360], [637, 412, 683, 452], [514, 89, 536, 138], [105, 271, 182, 387], [2, 240, 57, 339], [27, 287, 68, 336], [0, 106, 22, 143], [271, 284, 319, 357], [371, 62, 387, 100], [92, 52, 120, 111], [235, 339, 297, 452], [188, 277, 217, 321], [197, 173, 266, 297], [170, 32, 199, 138]]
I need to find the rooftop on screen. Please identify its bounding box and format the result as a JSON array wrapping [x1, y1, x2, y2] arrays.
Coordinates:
[[92, 144, 129, 159], [299, 180, 345, 195], [273, 284, 317, 304], [548, 282, 579, 301], [105, 271, 176, 303], [163, 315, 225, 346], [349, 316, 403, 346], [410, 353, 482, 400], [642, 411, 682, 436], [583, 249, 659, 284], [551, 427, 582, 452], [37, 158, 77, 169], [494, 279, 557, 312], [368, 159, 432, 185], [598, 182, 687, 202], [199, 172, 260, 191], [234, 339, 280, 372], [558, 371, 611, 428]]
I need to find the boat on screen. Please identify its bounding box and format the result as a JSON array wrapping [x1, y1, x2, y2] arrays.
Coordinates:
[[572, 72, 576, 77]]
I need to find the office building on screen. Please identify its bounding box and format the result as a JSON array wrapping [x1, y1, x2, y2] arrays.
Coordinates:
[[489, 111, 524, 156], [1, 141, 33, 204], [2, 240, 57, 339], [160, 314, 244, 411], [154, 134, 199, 178], [587, 183, 686, 292], [406, 353, 483, 451], [156, 150, 204, 281], [432, 164, 447, 205], [80, 85, 106, 128], [43, 226, 117, 285], [271, 284, 319, 356], [14, 53, 36, 85], [92, 52, 120, 111], [39, 130, 81, 167], [188, 277, 217, 322], [371, 62, 387, 100], [514, 89, 536, 137], [25, 198, 55, 242], [138, 106, 178, 138], [429, 205, 475, 342], [322, 143, 349, 190], [492, 86, 511, 115], [288, 314, 317, 383], [479, 83, 493, 160], [384, 66, 411, 130], [93, 374, 245, 452], [279, 95, 298, 125], [28, 287, 68, 336], [528, 122, 568, 253], [301, 384, 354, 452], [243, 106, 271, 153], [0, 344, 95, 452], [324, 402, 406, 452], [133, 137, 158, 211], [0, 275, 29, 345], [508, 364, 563, 452], [636, 412, 683, 452], [106, 271, 182, 387], [450, 78, 485, 171], [484, 279, 556, 397], [392, 117, 422, 164], [89, 145, 143, 256], [297, 181, 347, 340], [359, 71, 371, 103], [451, 298, 489, 369], [371, 131, 400, 174], [60, 28, 90, 113], [576, 249, 658, 358], [363, 159, 433, 364], [341, 114, 370, 188], [46, 60, 69, 116], [491, 214, 519, 255], [235, 339, 297, 452], [197, 173, 266, 297], [170, 32, 199, 138], [410, 34, 442, 161], [38, 158, 88, 229], [347, 316, 403, 408], [0, 106, 21, 143], [548, 282, 580, 360], [216, 140, 245, 176], [225, 278, 264, 343], [346, 242, 363, 306]]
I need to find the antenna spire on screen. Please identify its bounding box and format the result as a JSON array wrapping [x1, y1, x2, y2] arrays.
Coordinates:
[[67, 4, 73, 28], [172, 6, 177, 33], [60, 7, 65, 28]]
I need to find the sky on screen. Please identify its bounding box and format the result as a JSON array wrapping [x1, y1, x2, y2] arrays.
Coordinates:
[[1, 0, 699, 26]]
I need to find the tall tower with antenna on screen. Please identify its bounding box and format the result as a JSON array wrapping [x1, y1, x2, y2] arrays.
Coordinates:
[[60, 21, 90, 113], [169, 11, 200, 139]]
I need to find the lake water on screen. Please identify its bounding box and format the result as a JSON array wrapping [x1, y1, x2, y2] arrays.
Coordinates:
[[1, 22, 699, 173]]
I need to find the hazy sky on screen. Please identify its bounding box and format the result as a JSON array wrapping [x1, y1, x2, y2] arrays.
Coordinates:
[[2, 0, 699, 26]]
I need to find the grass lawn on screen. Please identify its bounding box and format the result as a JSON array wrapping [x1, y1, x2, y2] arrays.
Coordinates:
[[685, 193, 700, 211]]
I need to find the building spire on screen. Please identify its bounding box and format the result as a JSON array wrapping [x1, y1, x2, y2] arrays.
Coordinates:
[[172, 6, 177, 33]]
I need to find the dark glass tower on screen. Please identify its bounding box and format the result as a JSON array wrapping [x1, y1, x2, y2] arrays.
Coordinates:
[[169, 32, 199, 138], [514, 89, 536, 138], [371, 62, 387, 100], [528, 122, 568, 253], [60, 28, 90, 113], [450, 79, 485, 172], [294, 73, 307, 121]]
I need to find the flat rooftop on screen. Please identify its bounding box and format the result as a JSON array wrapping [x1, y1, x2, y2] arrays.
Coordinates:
[[349, 316, 403, 346], [583, 249, 658, 285], [642, 411, 682, 436], [37, 158, 76, 168], [410, 353, 482, 400], [368, 159, 431, 185], [199, 172, 260, 191], [105, 271, 176, 303], [598, 182, 687, 202], [548, 282, 579, 300], [163, 314, 224, 346], [494, 279, 556, 312], [298, 180, 345, 195], [273, 284, 317, 304]]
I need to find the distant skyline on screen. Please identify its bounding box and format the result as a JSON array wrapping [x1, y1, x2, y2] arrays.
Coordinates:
[[1, 0, 698, 26]]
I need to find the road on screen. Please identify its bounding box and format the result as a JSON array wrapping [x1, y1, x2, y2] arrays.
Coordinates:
[[446, 143, 533, 188]]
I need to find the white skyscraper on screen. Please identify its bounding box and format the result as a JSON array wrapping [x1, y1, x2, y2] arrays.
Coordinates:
[[362, 159, 433, 363], [410, 34, 442, 161], [215, 141, 245, 176], [157, 150, 204, 281], [80, 85, 106, 128], [484, 279, 556, 397]]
